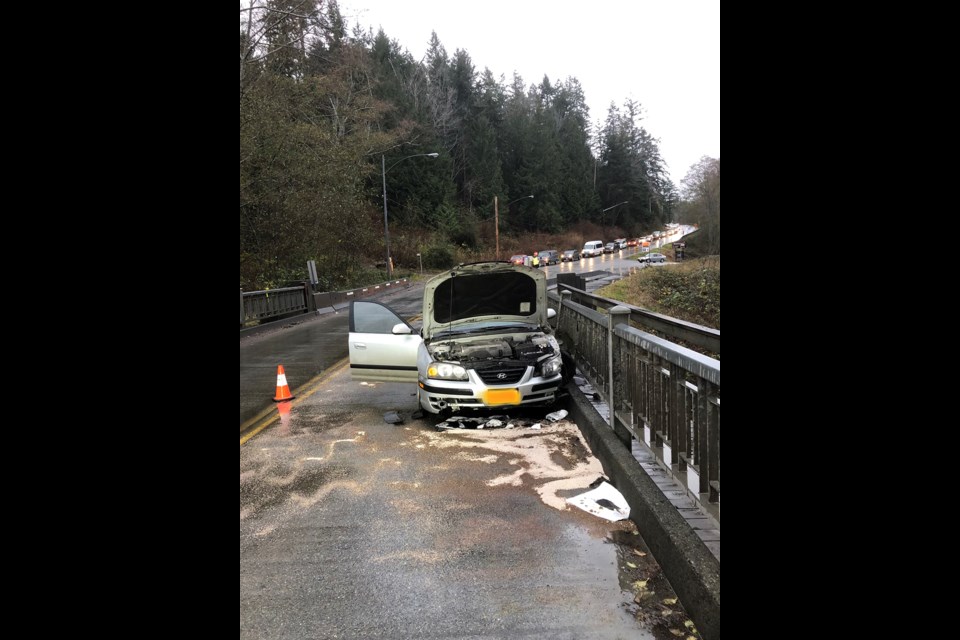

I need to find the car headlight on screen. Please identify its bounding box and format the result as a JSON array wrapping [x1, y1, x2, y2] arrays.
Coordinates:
[[540, 356, 562, 377], [427, 362, 468, 380]]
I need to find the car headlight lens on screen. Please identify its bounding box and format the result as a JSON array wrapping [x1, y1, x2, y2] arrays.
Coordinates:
[[427, 362, 468, 380], [541, 356, 562, 377]]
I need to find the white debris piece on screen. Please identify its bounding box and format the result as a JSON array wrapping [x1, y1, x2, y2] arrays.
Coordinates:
[[545, 409, 568, 422], [566, 481, 631, 521], [530, 423, 542, 430]]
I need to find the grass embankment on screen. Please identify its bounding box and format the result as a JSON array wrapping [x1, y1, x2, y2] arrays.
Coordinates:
[[596, 257, 720, 329]]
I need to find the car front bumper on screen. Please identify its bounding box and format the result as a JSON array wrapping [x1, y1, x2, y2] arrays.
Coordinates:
[[418, 368, 563, 414]]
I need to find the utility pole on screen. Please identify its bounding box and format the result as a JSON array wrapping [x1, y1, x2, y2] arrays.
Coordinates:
[[494, 195, 500, 260]]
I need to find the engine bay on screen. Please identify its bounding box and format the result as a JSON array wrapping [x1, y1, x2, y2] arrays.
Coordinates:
[[428, 333, 559, 366]]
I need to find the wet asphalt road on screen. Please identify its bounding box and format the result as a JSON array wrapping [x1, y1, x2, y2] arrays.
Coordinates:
[[240, 368, 686, 639], [240, 244, 703, 639], [240, 284, 425, 429]]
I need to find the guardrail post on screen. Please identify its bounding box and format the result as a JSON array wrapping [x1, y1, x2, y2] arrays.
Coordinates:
[[239, 289, 244, 328], [665, 362, 680, 473], [706, 384, 720, 505], [302, 281, 317, 313], [609, 305, 631, 448], [692, 380, 713, 499], [559, 289, 572, 335]]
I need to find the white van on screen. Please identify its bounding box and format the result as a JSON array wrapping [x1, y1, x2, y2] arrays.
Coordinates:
[[581, 240, 604, 257]]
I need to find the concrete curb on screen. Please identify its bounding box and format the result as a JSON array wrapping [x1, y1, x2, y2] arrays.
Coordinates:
[[565, 382, 721, 640]]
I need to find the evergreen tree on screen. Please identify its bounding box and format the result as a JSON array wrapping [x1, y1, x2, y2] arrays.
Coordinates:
[[241, 4, 679, 287]]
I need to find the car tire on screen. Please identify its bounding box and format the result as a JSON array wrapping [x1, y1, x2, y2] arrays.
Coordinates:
[[561, 351, 576, 386]]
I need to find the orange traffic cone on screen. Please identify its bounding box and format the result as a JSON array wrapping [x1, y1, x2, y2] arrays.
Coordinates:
[[272, 365, 295, 401]]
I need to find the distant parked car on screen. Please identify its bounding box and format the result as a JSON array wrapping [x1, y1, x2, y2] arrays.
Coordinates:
[[509, 254, 527, 266], [561, 249, 580, 262], [626, 238, 639, 247], [581, 240, 604, 257], [603, 242, 616, 253], [537, 250, 560, 266], [614, 238, 627, 249], [638, 252, 667, 264]]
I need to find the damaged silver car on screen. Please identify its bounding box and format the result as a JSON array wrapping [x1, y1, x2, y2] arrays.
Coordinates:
[[348, 262, 566, 414]]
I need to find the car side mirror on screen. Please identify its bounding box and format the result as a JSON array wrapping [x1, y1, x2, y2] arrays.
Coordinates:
[[547, 308, 557, 319], [392, 323, 412, 335]]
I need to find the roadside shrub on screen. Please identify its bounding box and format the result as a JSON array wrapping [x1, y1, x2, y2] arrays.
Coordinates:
[[422, 244, 455, 269], [596, 258, 720, 329], [644, 259, 720, 328], [448, 224, 477, 249]]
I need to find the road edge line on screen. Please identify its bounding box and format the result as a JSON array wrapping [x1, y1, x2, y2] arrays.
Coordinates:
[[240, 359, 349, 446]]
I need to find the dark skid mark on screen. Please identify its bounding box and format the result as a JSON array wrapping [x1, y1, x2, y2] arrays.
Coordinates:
[[290, 466, 350, 496]]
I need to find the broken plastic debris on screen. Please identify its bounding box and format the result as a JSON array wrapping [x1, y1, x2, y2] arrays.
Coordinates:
[[530, 423, 542, 430], [544, 409, 568, 422], [383, 411, 404, 424], [434, 415, 511, 431], [566, 481, 631, 521]]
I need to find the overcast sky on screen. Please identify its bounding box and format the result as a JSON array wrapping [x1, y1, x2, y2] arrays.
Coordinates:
[[336, 0, 719, 188]]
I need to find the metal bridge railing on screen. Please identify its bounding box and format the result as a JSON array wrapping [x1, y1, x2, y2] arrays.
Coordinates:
[[555, 283, 720, 355], [240, 286, 308, 327], [554, 291, 720, 520]]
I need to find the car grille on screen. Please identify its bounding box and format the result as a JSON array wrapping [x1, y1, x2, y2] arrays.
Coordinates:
[[475, 364, 527, 385]]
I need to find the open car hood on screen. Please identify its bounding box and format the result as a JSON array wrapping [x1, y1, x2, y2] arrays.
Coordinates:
[[422, 263, 549, 340]]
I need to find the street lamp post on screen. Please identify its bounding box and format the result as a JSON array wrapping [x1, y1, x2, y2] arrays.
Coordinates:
[[494, 194, 534, 260], [383, 152, 439, 278], [601, 201, 629, 238]]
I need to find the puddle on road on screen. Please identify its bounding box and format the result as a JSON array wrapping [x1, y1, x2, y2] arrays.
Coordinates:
[[414, 415, 703, 639]]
